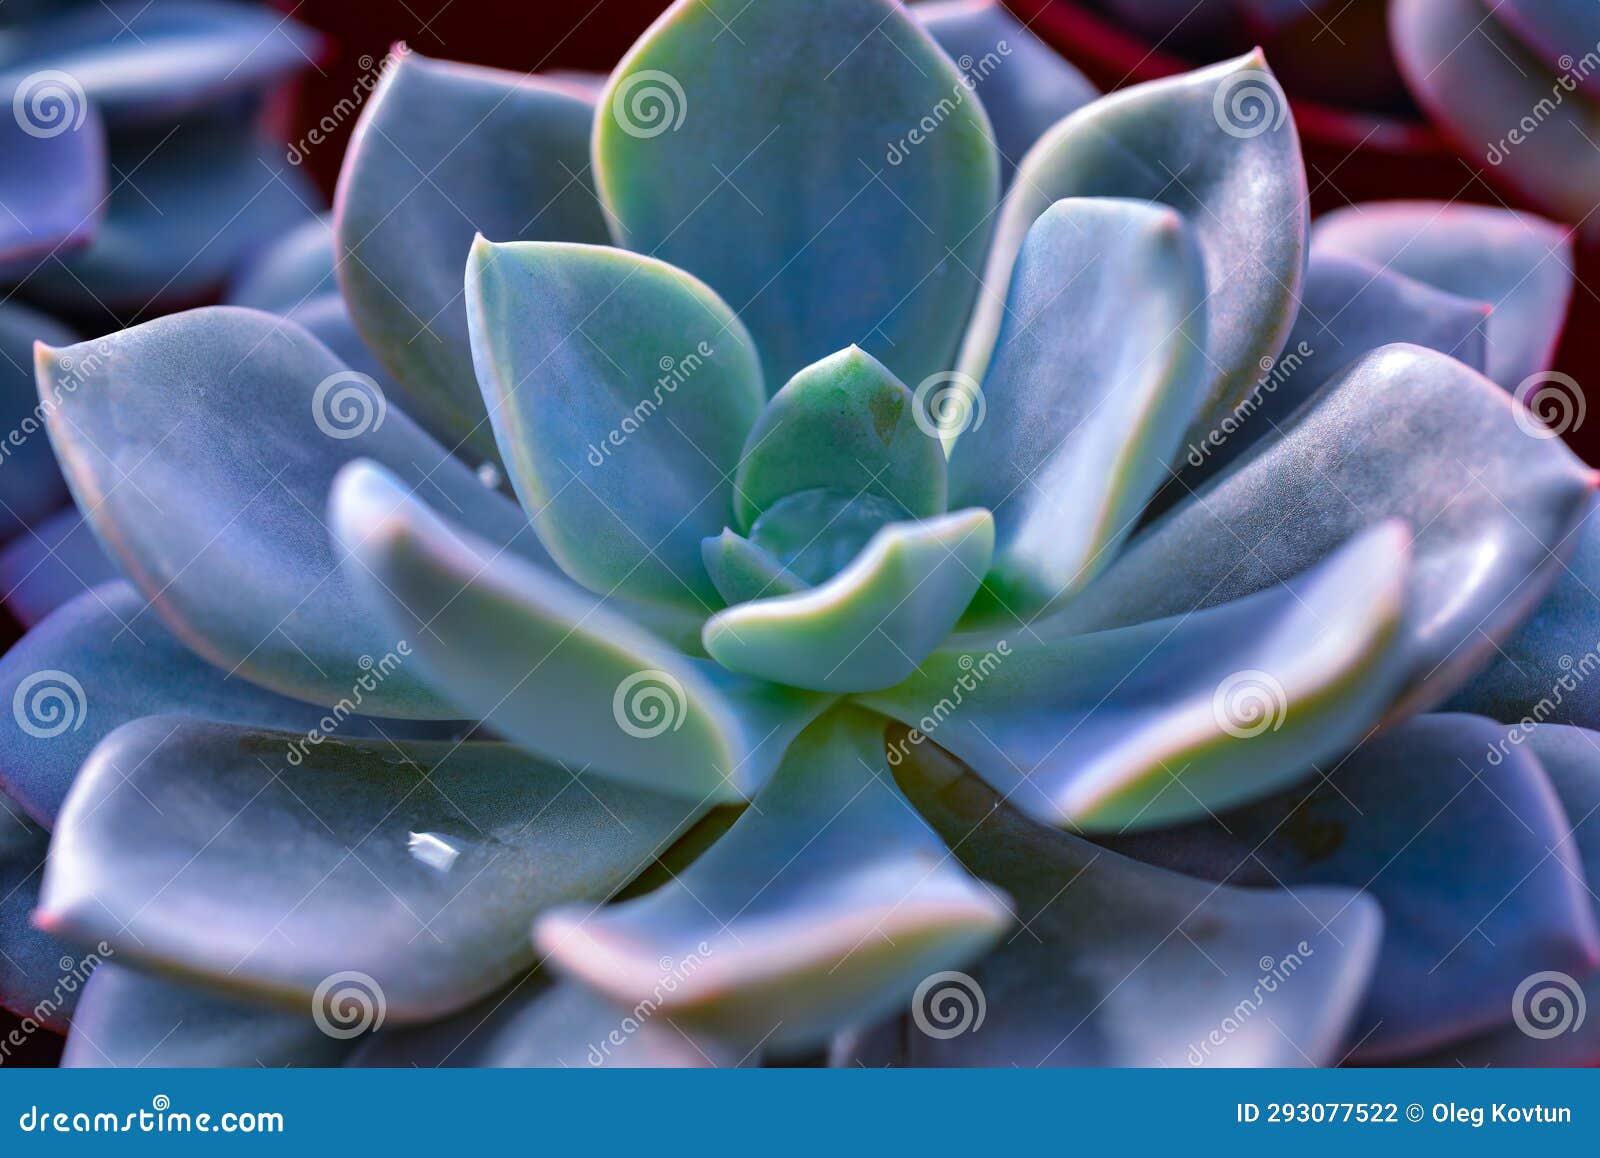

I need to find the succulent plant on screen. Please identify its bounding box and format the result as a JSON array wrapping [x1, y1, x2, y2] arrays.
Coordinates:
[[3, 0, 1600, 1069]]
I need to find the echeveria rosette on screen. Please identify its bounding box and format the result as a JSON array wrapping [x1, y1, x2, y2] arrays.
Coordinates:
[[6, 0, 1600, 1069]]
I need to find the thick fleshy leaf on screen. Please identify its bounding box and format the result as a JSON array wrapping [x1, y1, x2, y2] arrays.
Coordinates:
[[227, 214, 336, 311], [1497, 3, 1600, 97], [1410, 725, 1600, 1065], [39, 718, 705, 1021], [63, 964, 351, 1068], [1312, 197, 1573, 387], [536, 707, 1011, 1052], [0, 505, 117, 628], [701, 529, 805, 607], [38, 307, 544, 717], [960, 52, 1305, 437], [0, 0, 319, 124], [1057, 344, 1597, 718], [350, 976, 738, 1068], [733, 346, 945, 531], [22, 116, 321, 312], [0, 581, 426, 826], [1, 805, 95, 1031], [331, 461, 830, 803], [595, 0, 998, 393], [336, 52, 609, 460], [703, 509, 994, 693], [948, 198, 1206, 619], [858, 737, 1382, 1067], [859, 522, 1409, 831], [467, 238, 765, 611], [0, 302, 74, 538], [0, 94, 102, 273], [1107, 713, 1600, 1060], [1391, 0, 1600, 232], [1178, 250, 1490, 487], [915, 0, 1096, 184], [1449, 505, 1600, 728]]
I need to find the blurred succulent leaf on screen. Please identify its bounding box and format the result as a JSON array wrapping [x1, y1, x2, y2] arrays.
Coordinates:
[[0, 506, 118, 628], [0, 97, 102, 276], [536, 706, 1011, 1053], [467, 238, 764, 612], [0, 302, 74, 537], [0, 807, 85, 1031], [595, 0, 998, 392], [337, 53, 609, 461], [701, 529, 807, 608], [227, 214, 336, 311], [39, 718, 705, 1022]]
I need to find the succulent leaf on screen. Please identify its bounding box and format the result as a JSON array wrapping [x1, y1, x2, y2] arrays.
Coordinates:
[[535, 706, 1011, 1053], [39, 718, 705, 1022], [0, 302, 73, 537], [859, 521, 1411, 831], [594, 0, 998, 392], [228, 215, 337, 312], [0, 806, 83, 1031], [466, 238, 764, 612], [0, 506, 118, 628], [701, 529, 807, 607], [336, 53, 610, 460], [948, 198, 1208, 618], [0, 98, 102, 275]]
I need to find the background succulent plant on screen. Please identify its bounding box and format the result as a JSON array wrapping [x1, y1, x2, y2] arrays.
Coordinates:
[[3, 0, 1600, 1069]]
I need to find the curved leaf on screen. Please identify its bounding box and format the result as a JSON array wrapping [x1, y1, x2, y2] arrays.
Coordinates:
[[595, 0, 998, 392], [227, 214, 336, 311], [467, 238, 765, 611], [38, 307, 543, 717], [335, 52, 609, 460], [0, 505, 118, 628], [701, 529, 805, 607], [1, 808, 91, 1031], [859, 522, 1410, 831], [0, 302, 74, 538], [39, 718, 705, 1022], [0, 94, 102, 274]]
